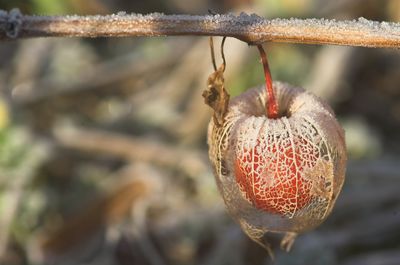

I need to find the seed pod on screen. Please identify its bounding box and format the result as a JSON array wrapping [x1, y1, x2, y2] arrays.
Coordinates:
[[203, 39, 346, 253], [207, 82, 346, 252]]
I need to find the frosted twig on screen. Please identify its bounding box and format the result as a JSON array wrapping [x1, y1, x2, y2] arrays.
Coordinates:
[[1, 9, 400, 48]]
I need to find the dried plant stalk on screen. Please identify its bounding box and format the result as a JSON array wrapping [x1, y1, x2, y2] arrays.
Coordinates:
[[1, 9, 400, 48]]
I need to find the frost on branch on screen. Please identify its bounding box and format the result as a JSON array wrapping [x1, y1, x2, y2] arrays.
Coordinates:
[[1, 9, 400, 48]]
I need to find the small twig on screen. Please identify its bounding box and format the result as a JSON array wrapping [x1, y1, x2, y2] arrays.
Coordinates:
[[53, 125, 208, 178], [1, 9, 400, 48]]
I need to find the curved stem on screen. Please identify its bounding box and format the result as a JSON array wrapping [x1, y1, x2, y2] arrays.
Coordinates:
[[257, 45, 278, 119], [209, 37, 217, 71]]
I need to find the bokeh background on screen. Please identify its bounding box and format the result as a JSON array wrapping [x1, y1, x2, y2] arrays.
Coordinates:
[[0, 0, 399, 264]]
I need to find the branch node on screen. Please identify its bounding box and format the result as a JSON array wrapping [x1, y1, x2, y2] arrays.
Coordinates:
[[1, 8, 23, 39]]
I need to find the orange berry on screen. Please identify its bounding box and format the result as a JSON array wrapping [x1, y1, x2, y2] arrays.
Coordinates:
[[234, 138, 318, 216]]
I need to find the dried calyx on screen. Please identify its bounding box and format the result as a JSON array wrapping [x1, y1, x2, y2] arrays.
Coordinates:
[[204, 38, 346, 254], [202, 37, 229, 127]]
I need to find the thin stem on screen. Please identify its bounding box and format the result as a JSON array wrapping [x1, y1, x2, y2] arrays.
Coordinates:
[[209, 36, 227, 71], [1, 9, 400, 48], [257, 45, 278, 119], [220, 36, 226, 71], [209, 37, 217, 71]]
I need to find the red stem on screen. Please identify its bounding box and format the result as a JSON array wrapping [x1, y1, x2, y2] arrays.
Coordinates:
[[257, 45, 278, 119]]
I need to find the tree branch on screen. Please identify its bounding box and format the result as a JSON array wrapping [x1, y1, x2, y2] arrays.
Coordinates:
[[1, 8, 400, 48]]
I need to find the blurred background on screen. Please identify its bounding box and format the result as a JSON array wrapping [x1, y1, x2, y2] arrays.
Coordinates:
[[0, 0, 399, 264]]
